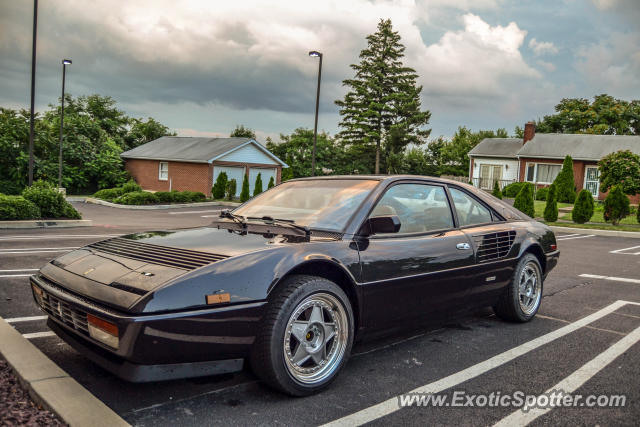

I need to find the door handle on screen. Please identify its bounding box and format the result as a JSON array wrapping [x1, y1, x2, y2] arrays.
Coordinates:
[[456, 243, 471, 250]]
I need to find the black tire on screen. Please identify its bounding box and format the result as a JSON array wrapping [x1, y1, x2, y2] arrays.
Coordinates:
[[250, 275, 354, 396], [493, 253, 543, 322]]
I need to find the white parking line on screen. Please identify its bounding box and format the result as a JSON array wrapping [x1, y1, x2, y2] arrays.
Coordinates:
[[0, 269, 39, 272], [321, 300, 638, 427], [0, 247, 78, 255], [610, 245, 640, 255], [168, 210, 221, 215], [579, 274, 640, 285], [494, 323, 640, 426], [22, 331, 56, 339], [0, 234, 117, 240], [0, 274, 34, 278], [6, 315, 47, 323], [556, 234, 595, 241], [555, 234, 580, 238]]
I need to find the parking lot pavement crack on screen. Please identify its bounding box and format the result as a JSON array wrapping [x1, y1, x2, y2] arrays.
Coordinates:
[[543, 280, 593, 299], [30, 374, 69, 383]]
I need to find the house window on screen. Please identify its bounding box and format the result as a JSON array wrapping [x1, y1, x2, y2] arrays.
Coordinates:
[[159, 162, 168, 181], [525, 163, 561, 184]]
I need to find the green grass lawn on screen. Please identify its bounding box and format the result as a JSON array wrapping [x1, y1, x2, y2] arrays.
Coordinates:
[[533, 200, 572, 218], [531, 199, 640, 230]]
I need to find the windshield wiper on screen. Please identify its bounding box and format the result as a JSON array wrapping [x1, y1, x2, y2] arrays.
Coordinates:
[[246, 216, 310, 236], [219, 210, 247, 227]]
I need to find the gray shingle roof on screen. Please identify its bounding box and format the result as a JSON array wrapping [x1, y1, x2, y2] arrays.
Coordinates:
[[469, 138, 522, 158], [517, 134, 640, 160], [120, 136, 286, 165]]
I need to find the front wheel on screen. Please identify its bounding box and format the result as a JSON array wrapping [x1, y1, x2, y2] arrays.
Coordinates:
[[250, 275, 354, 396], [493, 253, 543, 322]]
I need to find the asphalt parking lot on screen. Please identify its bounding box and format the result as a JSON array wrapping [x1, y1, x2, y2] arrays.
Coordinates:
[[1, 201, 640, 426]]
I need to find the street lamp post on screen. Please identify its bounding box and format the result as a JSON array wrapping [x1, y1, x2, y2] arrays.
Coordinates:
[[28, 0, 38, 186], [308, 50, 322, 176], [58, 59, 72, 189]]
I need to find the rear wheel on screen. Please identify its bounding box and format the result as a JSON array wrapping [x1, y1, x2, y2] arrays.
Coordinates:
[[250, 275, 354, 396], [493, 253, 543, 322]]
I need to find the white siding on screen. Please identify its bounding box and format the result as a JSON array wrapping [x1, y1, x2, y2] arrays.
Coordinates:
[[470, 157, 519, 188], [249, 168, 277, 195], [217, 143, 277, 165], [213, 166, 245, 197]]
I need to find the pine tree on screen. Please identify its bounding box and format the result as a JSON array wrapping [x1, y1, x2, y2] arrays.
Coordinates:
[[267, 176, 275, 189], [226, 179, 237, 201], [603, 185, 630, 225], [253, 173, 263, 197], [335, 19, 431, 174], [492, 181, 502, 199], [543, 183, 558, 222], [513, 183, 535, 218], [553, 155, 576, 203], [572, 189, 594, 224], [240, 174, 250, 202], [212, 172, 228, 199]]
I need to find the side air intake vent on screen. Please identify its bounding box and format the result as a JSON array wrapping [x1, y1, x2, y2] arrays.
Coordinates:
[[473, 231, 516, 262], [88, 237, 228, 270]]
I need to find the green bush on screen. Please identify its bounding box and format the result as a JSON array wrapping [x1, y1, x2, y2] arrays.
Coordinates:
[[253, 173, 263, 197], [572, 189, 594, 224], [543, 184, 558, 222], [637, 203, 640, 224], [0, 195, 41, 220], [503, 182, 526, 198], [22, 180, 66, 218], [62, 203, 82, 219], [513, 182, 535, 218], [93, 187, 125, 202], [492, 181, 502, 199], [183, 191, 206, 202], [212, 172, 228, 199], [267, 176, 275, 189], [154, 191, 175, 203], [553, 156, 576, 203], [240, 175, 250, 202], [121, 180, 142, 193], [114, 191, 159, 205], [169, 191, 191, 203], [535, 186, 549, 201], [0, 180, 24, 196], [226, 179, 237, 201], [603, 186, 630, 225]]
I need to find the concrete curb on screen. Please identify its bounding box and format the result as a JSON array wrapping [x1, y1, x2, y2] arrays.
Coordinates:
[[0, 220, 92, 229], [81, 197, 240, 210], [550, 225, 640, 239], [0, 316, 129, 426]]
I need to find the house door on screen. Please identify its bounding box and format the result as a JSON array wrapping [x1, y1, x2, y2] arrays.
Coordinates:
[[479, 165, 502, 190], [584, 167, 600, 197]]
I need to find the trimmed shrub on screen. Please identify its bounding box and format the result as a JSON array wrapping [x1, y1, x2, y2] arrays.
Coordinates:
[[535, 186, 549, 201], [212, 172, 228, 199], [502, 182, 526, 198], [121, 180, 142, 193], [603, 186, 630, 225], [267, 176, 275, 189], [183, 191, 206, 202], [226, 179, 237, 201], [240, 175, 250, 202], [114, 191, 159, 205], [513, 182, 535, 218], [169, 191, 191, 203], [553, 156, 576, 203], [0, 195, 41, 220], [543, 184, 558, 222], [572, 189, 595, 224], [253, 173, 263, 197], [492, 181, 502, 199], [154, 191, 174, 203], [22, 180, 66, 218], [93, 187, 124, 202], [62, 203, 82, 219]]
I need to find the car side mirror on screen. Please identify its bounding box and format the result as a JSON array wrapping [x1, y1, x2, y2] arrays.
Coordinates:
[[363, 215, 401, 236]]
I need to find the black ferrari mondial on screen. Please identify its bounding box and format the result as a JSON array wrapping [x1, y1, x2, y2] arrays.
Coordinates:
[[31, 176, 558, 395]]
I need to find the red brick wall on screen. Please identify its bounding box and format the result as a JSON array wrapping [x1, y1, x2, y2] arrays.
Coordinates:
[[125, 159, 213, 196]]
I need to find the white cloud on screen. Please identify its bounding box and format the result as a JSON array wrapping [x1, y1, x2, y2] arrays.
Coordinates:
[[528, 38, 559, 56], [537, 60, 556, 72]]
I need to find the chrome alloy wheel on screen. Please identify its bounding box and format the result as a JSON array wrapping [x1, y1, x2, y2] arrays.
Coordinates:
[[283, 293, 349, 384], [518, 262, 541, 315]]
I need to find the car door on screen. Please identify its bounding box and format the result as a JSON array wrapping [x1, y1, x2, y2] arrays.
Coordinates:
[[357, 182, 476, 330], [447, 186, 518, 307]]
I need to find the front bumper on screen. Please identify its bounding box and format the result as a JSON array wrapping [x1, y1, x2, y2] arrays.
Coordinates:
[[30, 274, 265, 382], [545, 249, 560, 276]]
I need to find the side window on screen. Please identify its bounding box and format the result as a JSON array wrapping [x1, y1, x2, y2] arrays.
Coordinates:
[[370, 184, 453, 234], [449, 188, 493, 227]]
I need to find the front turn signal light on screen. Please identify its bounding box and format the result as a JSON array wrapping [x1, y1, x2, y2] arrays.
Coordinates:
[[87, 314, 119, 349]]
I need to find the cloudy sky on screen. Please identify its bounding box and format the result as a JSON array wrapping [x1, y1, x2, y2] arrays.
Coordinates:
[[1, 0, 639, 141]]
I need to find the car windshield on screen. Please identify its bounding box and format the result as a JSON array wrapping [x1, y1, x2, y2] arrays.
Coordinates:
[[233, 179, 378, 231]]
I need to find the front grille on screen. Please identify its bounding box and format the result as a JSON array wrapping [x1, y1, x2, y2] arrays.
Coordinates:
[[87, 237, 228, 270], [37, 288, 89, 335], [474, 230, 516, 262]]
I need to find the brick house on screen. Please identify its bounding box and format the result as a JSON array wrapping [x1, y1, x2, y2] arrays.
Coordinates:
[[469, 123, 640, 204], [121, 137, 288, 197]]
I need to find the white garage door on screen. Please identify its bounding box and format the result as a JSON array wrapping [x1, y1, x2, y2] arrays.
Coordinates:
[[249, 167, 276, 195], [213, 166, 245, 197]]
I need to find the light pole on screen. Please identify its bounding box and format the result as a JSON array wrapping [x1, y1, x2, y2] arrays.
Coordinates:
[[308, 50, 322, 176], [28, 0, 38, 186], [58, 59, 72, 189]]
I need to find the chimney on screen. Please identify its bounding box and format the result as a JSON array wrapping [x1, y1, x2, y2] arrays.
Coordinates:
[[523, 121, 535, 144]]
